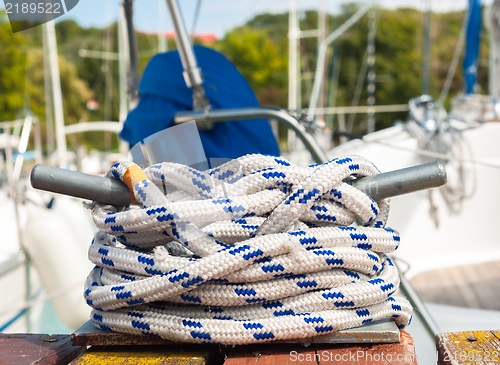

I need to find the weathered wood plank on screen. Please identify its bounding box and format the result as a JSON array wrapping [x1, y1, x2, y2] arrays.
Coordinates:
[[223, 345, 318, 365], [224, 330, 417, 365], [436, 330, 500, 364], [0, 334, 85, 365], [0, 329, 416, 364]]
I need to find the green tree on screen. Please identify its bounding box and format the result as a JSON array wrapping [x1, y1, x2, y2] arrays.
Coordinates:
[[220, 5, 486, 136], [55, 20, 120, 124], [24, 49, 92, 126], [371, 8, 423, 128], [0, 14, 94, 150], [0, 13, 27, 121], [215, 26, 288, 106]]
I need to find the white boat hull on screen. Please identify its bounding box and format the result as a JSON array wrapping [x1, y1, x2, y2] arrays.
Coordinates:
[[326, 122, 500, 278], [0, 189, 95, 333]]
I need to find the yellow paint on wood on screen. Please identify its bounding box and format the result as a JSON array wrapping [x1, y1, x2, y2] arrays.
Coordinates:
[[436, 330, 500, 364], [71, 348, 209, 365]]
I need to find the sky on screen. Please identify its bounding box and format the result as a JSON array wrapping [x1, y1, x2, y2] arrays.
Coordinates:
[[1, 0, 489, 38]]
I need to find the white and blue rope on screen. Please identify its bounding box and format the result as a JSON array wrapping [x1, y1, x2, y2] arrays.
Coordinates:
[[85, 154, 412, 344]]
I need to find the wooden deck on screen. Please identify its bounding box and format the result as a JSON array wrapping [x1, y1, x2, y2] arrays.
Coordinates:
[[0, 331, 418, 365], [410, 260, 500, 311]]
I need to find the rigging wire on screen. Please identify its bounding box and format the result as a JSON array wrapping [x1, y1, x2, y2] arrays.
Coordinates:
[[439, 9, 468, 103], [103, 7, 115, 123], [366, 7, 377, 134], [347, 50, 368, 133], [191, 0, 203, 39], [360, 131, 500, 170]]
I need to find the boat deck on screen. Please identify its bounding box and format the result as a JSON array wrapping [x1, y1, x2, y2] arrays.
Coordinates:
[[410, 260, 500, 311]]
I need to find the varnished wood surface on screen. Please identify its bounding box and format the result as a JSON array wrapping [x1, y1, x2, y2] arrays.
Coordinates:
[[0, 334, 85, 365], [410, 260, 500, 310]]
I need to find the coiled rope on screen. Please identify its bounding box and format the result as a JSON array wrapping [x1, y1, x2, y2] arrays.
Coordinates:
[[84, 154, 412, 344]]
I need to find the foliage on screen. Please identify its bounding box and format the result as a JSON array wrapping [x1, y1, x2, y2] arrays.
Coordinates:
[[234, 5, 487, 134], [0, 5, 493, 152], [214, 26, 288, 106], [355, 7, 424, 130], [0, 13, 27, 121], [25, 48, 92, 124]]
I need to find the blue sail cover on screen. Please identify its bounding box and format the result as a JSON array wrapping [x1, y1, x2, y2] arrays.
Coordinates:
[[120, 45, 280, 162], [463, 0, 482, 94]]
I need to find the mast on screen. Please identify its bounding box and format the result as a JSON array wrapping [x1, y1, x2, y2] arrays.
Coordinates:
[[165, 0, 209, 112], [487, 0, 500, 98], [317, 0, 328, 126], [42, 21, 66, 167], [118, 5, 130, 125], [307, 2, 372, 122], [122, 0, 140, 109], [288, 0, 300, 150], [439, 12, 467, 103], [366, 8, 377, 134], [117, 3, 132, 155], [421, 0, 431, 95], [158, 0, 168, 53], [288, 0, 299, 113], [43, 29, 55, 157]]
